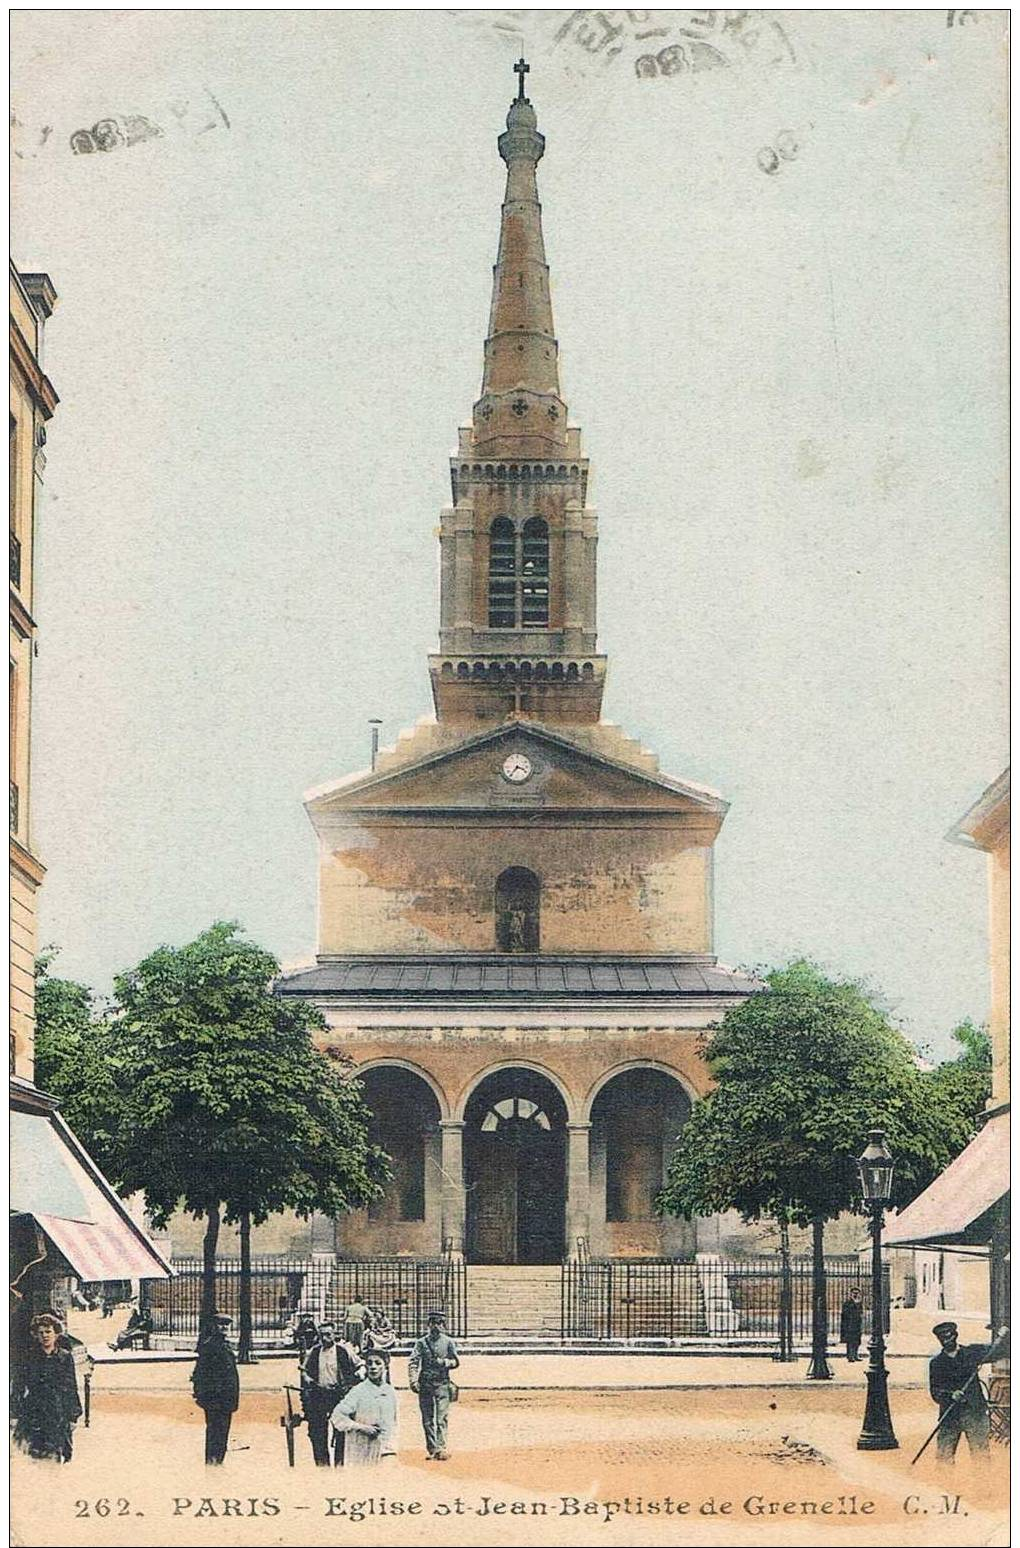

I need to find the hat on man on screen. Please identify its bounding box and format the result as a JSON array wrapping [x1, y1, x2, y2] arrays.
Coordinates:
[[426, 1310, 446, 1324], [213, 1313, 233, 1328], [933, 1321, 958, 1340]]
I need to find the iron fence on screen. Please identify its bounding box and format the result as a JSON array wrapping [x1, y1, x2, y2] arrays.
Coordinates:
[[562, 1253, 890, 1343], [146, 1254, 467, 1341]]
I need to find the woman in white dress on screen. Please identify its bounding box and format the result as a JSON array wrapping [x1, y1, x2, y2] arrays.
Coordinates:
[[329, 1352, 398, 1466]]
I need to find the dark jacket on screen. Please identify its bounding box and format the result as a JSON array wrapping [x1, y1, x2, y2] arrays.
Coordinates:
[[928, 1345, 988, 1413], [301, 1342, 362, 1393], [839, 1299, 863, 1341], [13, 1347, 83, 1460], [191, 1332, 239, 1412]]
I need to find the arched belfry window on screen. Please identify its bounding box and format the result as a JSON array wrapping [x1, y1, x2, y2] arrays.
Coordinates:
[[521, 518, 549, 628], [487, 516, 550, 630], [495, 866, 540, 953], [488, 518, 516, 628]]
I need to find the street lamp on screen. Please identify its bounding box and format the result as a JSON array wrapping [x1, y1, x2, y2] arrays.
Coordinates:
[[856, 1128, 898, 1451]]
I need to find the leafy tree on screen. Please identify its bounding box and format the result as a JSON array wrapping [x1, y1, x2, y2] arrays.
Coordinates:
[[35, 952, 124, 1165], [38, 925, 388, 1352], [659, 960, 979, 1374]]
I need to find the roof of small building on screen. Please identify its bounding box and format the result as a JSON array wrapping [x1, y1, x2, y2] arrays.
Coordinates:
[[276, 954, 762, 1001]]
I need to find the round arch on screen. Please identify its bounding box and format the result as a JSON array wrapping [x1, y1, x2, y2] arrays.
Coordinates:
[[583, 1058, 697, 1122], [460, 1063, 572, 1265], [588, 1064, 693, 1231], [454, 1059, 577, 1124], [355, 1057, 451, 1121]]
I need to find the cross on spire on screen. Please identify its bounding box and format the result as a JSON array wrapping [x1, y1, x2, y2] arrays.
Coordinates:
[[514, 57, 530, 100]]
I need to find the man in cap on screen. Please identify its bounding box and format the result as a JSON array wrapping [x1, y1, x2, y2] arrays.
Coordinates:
[[408, 1311, 460, 1461], [191, 1313, 240, 1465], [928, 1321, 991, 1463], [300, 1320, 363, 1466]]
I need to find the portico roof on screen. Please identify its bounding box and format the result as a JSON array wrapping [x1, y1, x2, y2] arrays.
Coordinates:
[[276, 953, 762, 1002]]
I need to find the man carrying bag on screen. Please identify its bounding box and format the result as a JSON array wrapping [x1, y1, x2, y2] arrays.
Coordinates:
[[408, 1310, 459, 1462]]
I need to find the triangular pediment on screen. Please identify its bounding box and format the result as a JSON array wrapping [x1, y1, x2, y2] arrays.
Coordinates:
[[306, 723, 727, 818]]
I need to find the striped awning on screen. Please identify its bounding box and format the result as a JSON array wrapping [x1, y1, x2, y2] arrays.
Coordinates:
[[34, 1213, 169, 1283], [11, 1107, 171, 1281]]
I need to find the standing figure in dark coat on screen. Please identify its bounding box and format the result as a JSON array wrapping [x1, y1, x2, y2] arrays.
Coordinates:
[[13, 1313, 83, 1462], [190, 1313, 240, 1465], [928, 1321, 992, 1463], [839, 1287, 863, 1362]]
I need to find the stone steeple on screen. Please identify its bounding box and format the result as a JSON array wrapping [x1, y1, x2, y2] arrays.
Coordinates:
[[429, 64, 605, 727]]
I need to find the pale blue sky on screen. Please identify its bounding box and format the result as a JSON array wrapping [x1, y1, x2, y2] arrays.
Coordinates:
[[12, 11, 1008, 1058]]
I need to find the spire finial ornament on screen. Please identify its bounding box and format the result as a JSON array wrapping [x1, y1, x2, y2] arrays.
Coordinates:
[[514, 57, 530, 100]]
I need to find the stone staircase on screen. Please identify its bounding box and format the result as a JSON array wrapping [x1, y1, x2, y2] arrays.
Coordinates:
[[467, 1265, 563, 1340]]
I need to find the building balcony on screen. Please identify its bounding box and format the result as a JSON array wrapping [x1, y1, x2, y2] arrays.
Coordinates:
[[10, 531, 22, 588]]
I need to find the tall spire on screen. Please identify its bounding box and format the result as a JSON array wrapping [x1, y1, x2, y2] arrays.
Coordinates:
[[472, 61, 567, 457], [429, 66, 605, 728]]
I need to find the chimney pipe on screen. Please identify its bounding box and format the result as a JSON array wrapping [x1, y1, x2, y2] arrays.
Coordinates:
[[369, 719, 382, 771]]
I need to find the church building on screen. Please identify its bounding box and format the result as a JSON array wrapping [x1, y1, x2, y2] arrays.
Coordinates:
[[277, 66, 758, 1268]]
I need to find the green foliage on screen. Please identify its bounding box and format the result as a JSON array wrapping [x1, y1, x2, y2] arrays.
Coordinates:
[[37, 925, 387, 1232], [660, 959, 983, 1229], [921, 1018, 991, 1148], [946, 1018, 992, 1071], [34, 952, 123, 1171]]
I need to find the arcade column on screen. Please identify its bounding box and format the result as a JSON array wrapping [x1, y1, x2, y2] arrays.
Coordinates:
[[439, 1119, 466, 1253], [566, 1121, 592, 1252]]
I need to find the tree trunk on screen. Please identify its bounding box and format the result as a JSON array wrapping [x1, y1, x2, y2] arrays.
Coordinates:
[[776, 1217, 795, 1362], [238, 1210, 258, 1364], [806, 1214, 833, 1379], [200, 1203, 220, 1342]]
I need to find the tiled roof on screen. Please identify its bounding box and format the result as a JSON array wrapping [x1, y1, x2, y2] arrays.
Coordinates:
[[275, 955, 761, 1001]]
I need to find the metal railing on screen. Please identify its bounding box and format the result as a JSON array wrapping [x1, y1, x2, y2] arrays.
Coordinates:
[[562, 1252, 889, 1343], [9, 781, 18, 834], [10, 531, 21, 588], [146, 1253, 468, 1341]]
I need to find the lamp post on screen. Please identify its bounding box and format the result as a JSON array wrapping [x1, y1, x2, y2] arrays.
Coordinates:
[[856, 1129, 898, 1451]]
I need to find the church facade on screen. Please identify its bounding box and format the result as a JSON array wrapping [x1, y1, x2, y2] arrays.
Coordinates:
[[277, 68, 758, 1267]]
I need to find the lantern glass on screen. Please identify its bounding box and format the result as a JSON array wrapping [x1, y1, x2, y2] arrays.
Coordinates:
[[858, 1129, 895, 1203]]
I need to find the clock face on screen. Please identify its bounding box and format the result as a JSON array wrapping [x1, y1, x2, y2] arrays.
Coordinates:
[[501, 752, 533, 784]]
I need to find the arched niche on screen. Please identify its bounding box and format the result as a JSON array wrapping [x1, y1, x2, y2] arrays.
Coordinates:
[[495, 866, 540, 953]]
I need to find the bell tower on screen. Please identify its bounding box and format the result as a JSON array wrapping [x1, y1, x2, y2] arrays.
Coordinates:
[[429, 62, 606, 727]]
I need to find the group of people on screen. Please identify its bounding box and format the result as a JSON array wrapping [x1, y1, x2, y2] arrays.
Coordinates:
[[14, 1295, 1002, 1473], [295, 1309, 458, 1468], [290, 1297, 396, 1360], [189, 1306, 459, 1467]]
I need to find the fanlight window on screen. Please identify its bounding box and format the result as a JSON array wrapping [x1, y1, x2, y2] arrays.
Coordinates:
[[480, 1096, 552, 1133], [487, 517, 549, 629]]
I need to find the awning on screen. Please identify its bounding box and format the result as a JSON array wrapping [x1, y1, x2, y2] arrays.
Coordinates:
[[11, 1107, 171, 1281], [884, 1109, 1010, 1249], [34, 1213, 168, 1282]]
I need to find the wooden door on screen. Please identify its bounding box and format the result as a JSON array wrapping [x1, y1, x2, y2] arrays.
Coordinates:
[[470, 1140, 517, 1263]]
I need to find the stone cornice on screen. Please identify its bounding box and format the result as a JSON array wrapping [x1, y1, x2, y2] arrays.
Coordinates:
[[10, 835, 46, 885], [9, 320, 58, 418]]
